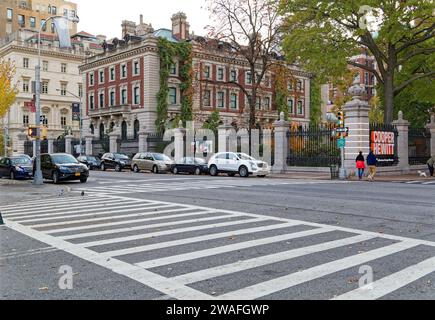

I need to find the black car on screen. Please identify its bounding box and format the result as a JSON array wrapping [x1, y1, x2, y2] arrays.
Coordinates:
[[0, 156, 33, 180], [100, 153, 132, 172], [36, 153, 89, 184], [171, 157, 209, 175], [77, 155, 101, 170]]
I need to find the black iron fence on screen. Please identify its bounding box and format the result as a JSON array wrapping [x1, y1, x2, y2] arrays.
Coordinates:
[[287, 125, 340, 167], [408, 127, 431, 165], [369, 123, 399, 167], [147, 133, 172, 154]]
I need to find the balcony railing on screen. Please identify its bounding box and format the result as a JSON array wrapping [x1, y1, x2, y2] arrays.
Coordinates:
[[88, 104, 131, 117]]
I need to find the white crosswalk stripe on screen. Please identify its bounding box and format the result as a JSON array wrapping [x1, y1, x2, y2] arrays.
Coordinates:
[[72, 179, 344, 195], [2, 193, 435, 300]]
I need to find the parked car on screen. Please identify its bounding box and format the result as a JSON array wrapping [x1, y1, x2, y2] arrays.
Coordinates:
[[171, 157, 209, 175], [0, 156, 33, 180], [35, 153, 89, 184], [100, 153, 132, 172], [131, 152, 174, 174], [208, 152, 270, 178], [77, 155, 101, 170]]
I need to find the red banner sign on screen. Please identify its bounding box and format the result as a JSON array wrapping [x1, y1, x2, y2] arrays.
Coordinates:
[[371, 131, 395, 155]]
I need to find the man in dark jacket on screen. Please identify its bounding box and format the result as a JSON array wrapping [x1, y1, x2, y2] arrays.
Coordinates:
[[428, 155, 435, 177], [367, 150, 378, 181]]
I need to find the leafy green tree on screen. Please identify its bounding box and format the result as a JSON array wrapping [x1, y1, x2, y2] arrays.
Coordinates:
[[280, 0, 435, 124], [310, 77, 323, 126], [202, 110, 222, 132]]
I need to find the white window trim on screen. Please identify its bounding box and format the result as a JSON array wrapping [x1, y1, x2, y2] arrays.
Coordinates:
[[88, 91, 95, 110], [263, 96, 271, 110], [203, 89, 212, 107], [132, 83, 141, 105], [120, 63, 127, 79], [168, 87, 178, 105], [216, 91, 226, 108], [230, 68, 238, 83], [133, 59, 140, 76], [230, 92, 238, 110], [217, 66, 226, 82], [109, 66, 116, 82], [287, 97, 294, 114], [120, 86, 128, 105], [169, 61, 178, 76], [99, 69, 105, 84], [245, 71, 253, 85], [98, 90, 105, 108], [108, 87, 116, 107], [297, 99, 305, 116], [89, 72, 94, 86], [203, 64, 212, 80]]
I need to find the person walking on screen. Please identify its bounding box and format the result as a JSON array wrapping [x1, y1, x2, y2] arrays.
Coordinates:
[[367, 150, 378, 181], [428, 155, 435, 177], [356, 151, 366, 180]]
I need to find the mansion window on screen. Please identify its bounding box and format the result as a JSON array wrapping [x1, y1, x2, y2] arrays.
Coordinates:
[[133, 86, 140, 105], [61, 63, 67, 73], [203, 90, 211, 107], [296, 80, 303, 91], [18, 14, 25, 27], [288, 80, 293, 91], [7, 9, 13, 21], [23, 58, 29, 69], [42, 61, 48, 71], [230, 69, 237, 82], [60, 83, 67, 96], [168, 87, 177, 105], [42, 81, 48, 94], [99, 70, 105, 83], [99, 93, 104, 108], [110, 90, 115, 106], [256, 96, 261, 110], [287, 98, 294, 114], [230, 93, 238, 109], [121, 88, 128, 104], [41, 19, 46, 31], [246, 71, 252, 84], [61, 117, 67, 127], [89, 73, 94, 86], [89, 94, 94, 110], [134, 61, 140, 75], [23, 115, 29, 126], [217, 67, 225, 81], [121, 64, 127, 78], [169, 63, 177, 75], [297, 100, 304, 115], [30, 17, 36, 28], [110, 67, 115, 81], [263, 97, 271, 110], [217, 91, 225, 108], [203, 65, 211, 79], [22, 79, 29, 93]]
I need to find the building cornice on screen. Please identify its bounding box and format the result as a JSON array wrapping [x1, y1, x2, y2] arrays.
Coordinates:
[[0, 44, 84, 61]]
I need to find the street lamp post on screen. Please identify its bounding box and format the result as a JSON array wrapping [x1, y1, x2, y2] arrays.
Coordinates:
[[33, 15, 79, 185]]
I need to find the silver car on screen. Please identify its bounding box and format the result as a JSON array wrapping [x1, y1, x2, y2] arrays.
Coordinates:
[[132, 152, 175, 174]]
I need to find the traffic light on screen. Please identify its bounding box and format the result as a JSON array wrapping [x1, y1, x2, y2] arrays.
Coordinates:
[[41, 126, 48, 140], [27, 127, 38, 138], [337, 111, 344, 128]]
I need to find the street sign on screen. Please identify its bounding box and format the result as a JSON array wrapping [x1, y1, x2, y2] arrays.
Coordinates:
[[72, 103, 80, 121], [337, 138, 346, 148], [336, 127, 348, 133]]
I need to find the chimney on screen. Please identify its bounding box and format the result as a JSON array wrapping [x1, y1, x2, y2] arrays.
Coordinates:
[[121, 20, 136, 38], [171, 12, 190, 40], [136, 14, 154, 37]]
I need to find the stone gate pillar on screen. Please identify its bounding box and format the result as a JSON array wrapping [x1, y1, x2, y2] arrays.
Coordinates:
[[15, 132, 27, 155], [47, 135, 54, 154], [174, 121, 186, 162], [218, 122, 232, 153], [427, 115, 435, 157], [138, 131, 149, 153], [393, 111, 410, 168], [65, 135, 73, 154], [109, 132, 119, 154], [272, 112, 290, 173], [85, 135, 93, 156], [343, 80, 370, 171]]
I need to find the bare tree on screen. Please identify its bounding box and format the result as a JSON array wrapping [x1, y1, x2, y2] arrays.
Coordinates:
[[205, 0, 281, 142]]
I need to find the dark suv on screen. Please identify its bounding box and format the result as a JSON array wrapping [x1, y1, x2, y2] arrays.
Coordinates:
[[36, 153, 89, 184], [100, 153, 132, 172], [77, 155, 101, 170]]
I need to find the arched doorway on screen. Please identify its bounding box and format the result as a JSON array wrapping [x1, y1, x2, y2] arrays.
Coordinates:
[[133, 119, 140, 140], [90, 124, 95, 135], [99, 123, 105, 139], [121, 121, 128, 140]]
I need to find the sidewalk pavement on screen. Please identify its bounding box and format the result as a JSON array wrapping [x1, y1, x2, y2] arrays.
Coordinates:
[[0, 178, 71, 207], [269, 172, 435, 182]]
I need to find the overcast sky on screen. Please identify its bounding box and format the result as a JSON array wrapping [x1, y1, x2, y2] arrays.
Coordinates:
[[73, 0, 210, 39]]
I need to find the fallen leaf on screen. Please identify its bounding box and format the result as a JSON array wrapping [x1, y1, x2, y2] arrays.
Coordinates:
[[39, 287, 49, 291]]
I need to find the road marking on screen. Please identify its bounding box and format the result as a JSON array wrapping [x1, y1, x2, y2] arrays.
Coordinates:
[[78, 217, 264, 247], [13, 202, 165, 223], [216, 241, 419, 300], [1, 196, 99, 212], [332, 255, 435, 300], [4, 219, 213, 300], [135, 227, 335, 269], [29, 207, 203, 229], [422, 181, 435, 185], [3, 198, 135, 217], [0, 246, 58, 260], [101, 222, 300, 258], [172, 234, 375, 285]]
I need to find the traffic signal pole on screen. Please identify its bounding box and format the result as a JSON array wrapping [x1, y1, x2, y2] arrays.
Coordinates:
[[33, 40, 43, 185], [337, 111, 347, 180]]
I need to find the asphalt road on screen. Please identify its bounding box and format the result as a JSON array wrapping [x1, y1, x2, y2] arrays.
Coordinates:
[[1, 170, 434, 300]]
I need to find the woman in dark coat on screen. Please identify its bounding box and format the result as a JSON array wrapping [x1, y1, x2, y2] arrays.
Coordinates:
[[355, 151, 366, 180]]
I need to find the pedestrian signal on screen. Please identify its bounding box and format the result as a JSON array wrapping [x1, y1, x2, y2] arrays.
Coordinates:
[[28, 127, 38, 138], [41, 126, 48, 140]]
